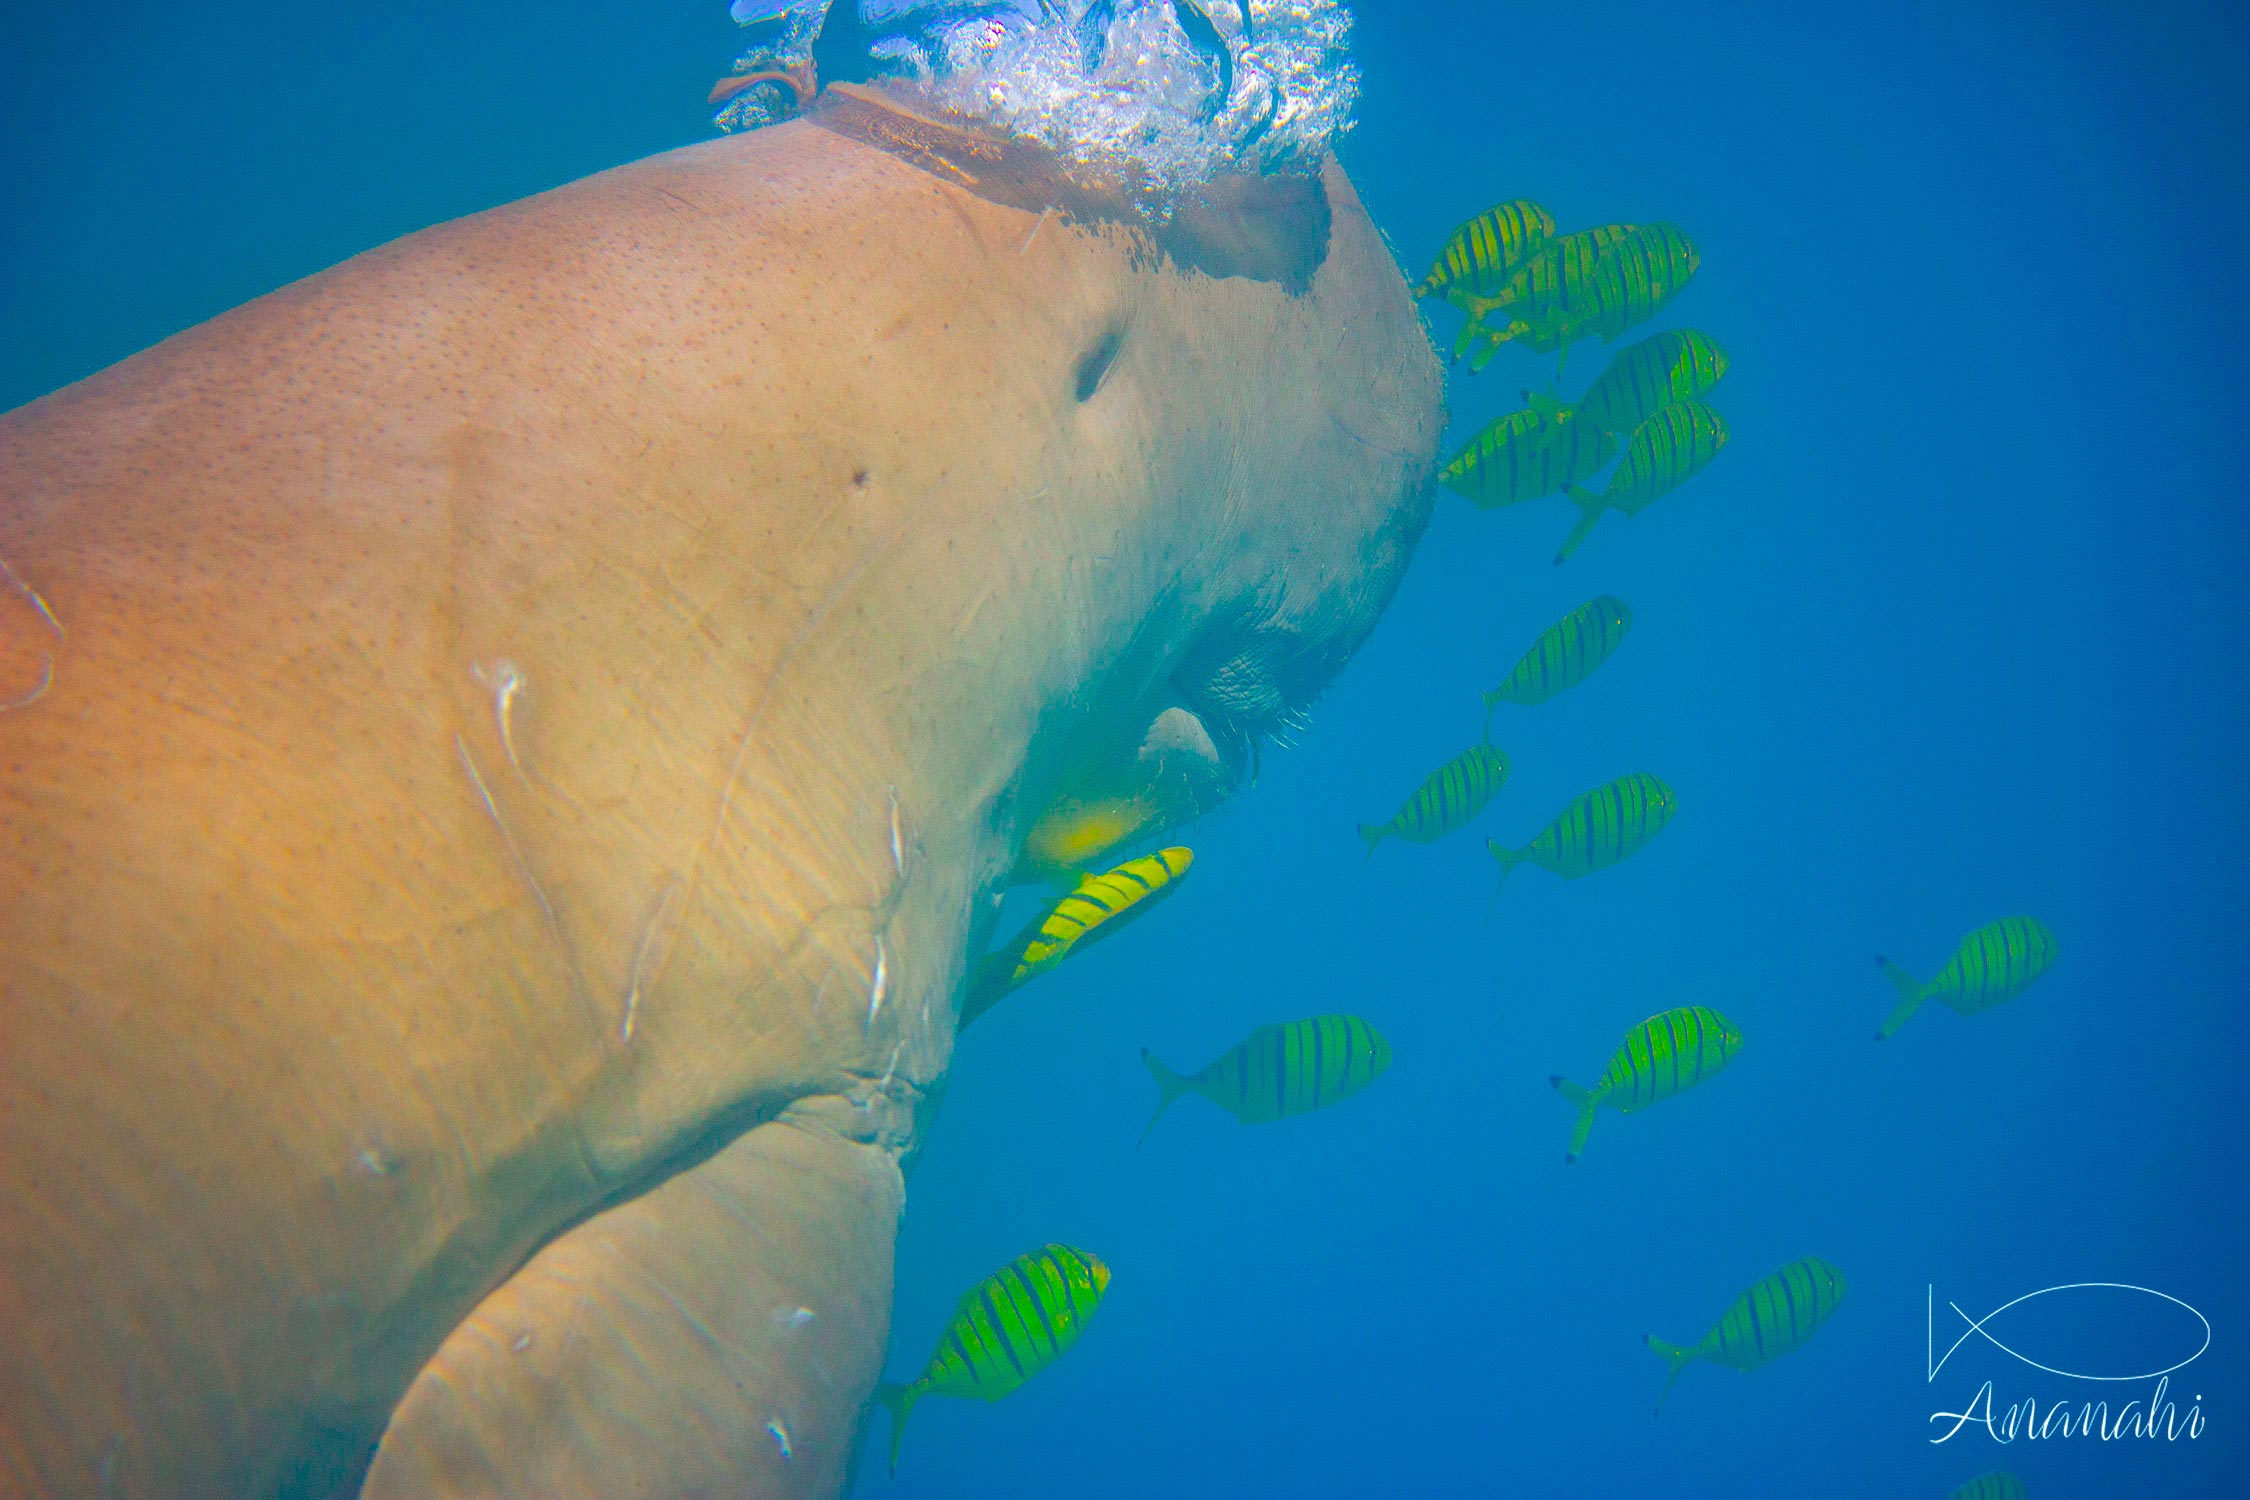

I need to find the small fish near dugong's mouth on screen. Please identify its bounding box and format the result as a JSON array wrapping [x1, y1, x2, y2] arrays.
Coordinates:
[[1017, 703, 1243, 881]]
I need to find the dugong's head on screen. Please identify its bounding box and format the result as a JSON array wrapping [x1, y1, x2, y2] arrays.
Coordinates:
[[370, 94, 1441, 1491], [0, 80, 1441, 1500], [356, 88, 1443, 1495], [790, 95, 1449, 889]]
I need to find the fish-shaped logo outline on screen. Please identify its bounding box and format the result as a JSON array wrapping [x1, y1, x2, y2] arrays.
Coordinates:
[[1927, 1282, 2210, 1384]]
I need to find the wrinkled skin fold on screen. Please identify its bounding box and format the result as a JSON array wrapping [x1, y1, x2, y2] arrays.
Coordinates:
[[0, 93, 1440, 1499]]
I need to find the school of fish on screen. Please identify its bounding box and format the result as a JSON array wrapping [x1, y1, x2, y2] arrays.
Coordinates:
[[1420, 197, 1732, 565], [1384, 193, 2058, 1450], [1328, 192, 2061, 1452], [865, 183, 2058, 1494]]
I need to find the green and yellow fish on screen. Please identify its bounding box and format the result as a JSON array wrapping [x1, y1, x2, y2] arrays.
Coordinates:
[[1562, 328, 1730, 438], [1416, 198, 1556, 300], [1452, 223, 1637, 369], [1440, 405, 1617, 511], [1551, 1005, 1743, 1162], [1875, 915, 2058, 1040], [1487, 772, 1677, 894], [1140, 1014, 1391, 1145], [1580, 221, 1700, 343], [1358, 743, 1510, 858], [1482, 595, 1633, 717], [1460, 223, 1699, 374], [962, 848, 1194, 1028], [1645, 1256, 1847, 1412], [1948, 1474, 2029, 1500], [1555, 400, 1729, 564], [876, 1244, 1112, 1474]]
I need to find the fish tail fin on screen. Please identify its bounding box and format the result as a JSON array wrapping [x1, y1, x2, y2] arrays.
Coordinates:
[[1644, 1336, 1694, 1414], [876, 1381, 918, 1475], [1484, 838, 1522, 916], [1551, 1076, 1597, 1163], [1357, 823, 1388, 864], [1553, 486, 1606, 565], [1466, 325, 1510, 373], [1449, 310, 1487, 364], [1452, 288, 1503, 319], [1874, 956, 1927, 1040], [1523, 388, 1570, 422], [1137, 1049, 1193, 1148]]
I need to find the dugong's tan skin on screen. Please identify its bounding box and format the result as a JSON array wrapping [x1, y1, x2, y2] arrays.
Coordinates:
[[0, 94, 1440, 1498]]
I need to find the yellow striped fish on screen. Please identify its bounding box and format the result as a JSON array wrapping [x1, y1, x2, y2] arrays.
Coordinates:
[[1581, 221, 1700, 343], [1357, 743, 1511, 858], [1439, 405, 1617, 511], [1017, 792, 1167, 883], [1555, 400, 1729, 564], [1948, 1475, 2028, 1500], [1452, 223, 1637, 370], [1645, 1256, 1847, 1412], [1139, 1014, 1391, 1145], [1482, 596, 1633, 717], [1460, 223, 1697, 374], [1415, 198, 1556, 300], [1487, 772, 1677, 895], [876, 1244, 1112, 1474], [1569, 328, 1730, 438], [1452, 223, 1635, 322], [1551, 1005, 1742, 1162], [961, 848, 1194, 1028], [1875, 915, 2058, 1040]]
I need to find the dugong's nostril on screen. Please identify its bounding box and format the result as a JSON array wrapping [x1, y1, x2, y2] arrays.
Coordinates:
[[1072, 327, 1124, 403]]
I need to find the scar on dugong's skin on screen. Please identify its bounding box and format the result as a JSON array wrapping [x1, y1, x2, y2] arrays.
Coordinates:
[[0, 84, 1440, 1498]]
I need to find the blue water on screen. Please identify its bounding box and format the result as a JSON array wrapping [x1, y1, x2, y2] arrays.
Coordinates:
[[4, 4, 2243, 1497]]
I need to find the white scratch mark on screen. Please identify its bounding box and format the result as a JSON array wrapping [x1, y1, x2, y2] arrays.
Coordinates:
[[766, 1418, 793, 1461], [473, 660, 526, 773], [866, 934, 889, 1029], [876, 1040, 904, 1095], [887, 785, 907, 882], [455, 734, 564, 945], [1019, 205, 1052, 255], [0, 551, 64, 639], [772, 1305, 816, 1332], [621, 877, 683, 1045], [353, 1146, 392, 1177], [512, 1332, 534, 1353], [1, 653, 52, 712]]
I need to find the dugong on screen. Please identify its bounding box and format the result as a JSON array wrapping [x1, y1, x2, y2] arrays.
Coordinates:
[[0, 86, 1440, 1498]]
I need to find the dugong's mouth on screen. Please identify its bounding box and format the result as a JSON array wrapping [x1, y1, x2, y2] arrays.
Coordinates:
[[1018, 700, 1240, 877], [1017, 603, 1359, 879]]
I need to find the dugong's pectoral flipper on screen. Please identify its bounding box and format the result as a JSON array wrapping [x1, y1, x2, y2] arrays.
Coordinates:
[[362, 1100, 902, 1499]]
